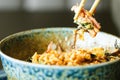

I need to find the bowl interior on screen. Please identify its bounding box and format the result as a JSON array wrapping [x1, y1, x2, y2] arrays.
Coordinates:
[[0, 28, 74, 61], [0, 28, 120, 61]]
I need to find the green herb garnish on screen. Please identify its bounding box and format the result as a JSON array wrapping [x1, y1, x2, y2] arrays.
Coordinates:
[[81, 23, 94, 30]]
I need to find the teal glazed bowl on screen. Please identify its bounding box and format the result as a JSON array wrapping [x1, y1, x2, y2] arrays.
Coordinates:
[[0, 28, 120, 80]]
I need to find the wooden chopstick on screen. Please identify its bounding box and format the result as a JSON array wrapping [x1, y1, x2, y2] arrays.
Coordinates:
[[89, 0, 101, 15], [74, 0, 86, 20], [74, 0, 100, 20]]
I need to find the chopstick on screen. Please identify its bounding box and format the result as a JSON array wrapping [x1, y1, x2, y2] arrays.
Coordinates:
[[74, 0, 101, 20], [89, 0, 101, 15], [74, 0, 86, 20]]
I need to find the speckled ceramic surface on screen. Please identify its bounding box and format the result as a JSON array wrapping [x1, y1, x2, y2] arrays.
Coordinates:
[[0, 28, 120, 80]]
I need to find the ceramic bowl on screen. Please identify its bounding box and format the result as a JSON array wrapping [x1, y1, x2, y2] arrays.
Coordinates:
[[0, 28, 120, 80]]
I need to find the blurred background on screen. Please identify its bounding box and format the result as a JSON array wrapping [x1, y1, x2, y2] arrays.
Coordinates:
[[0, 0, 120, 69]]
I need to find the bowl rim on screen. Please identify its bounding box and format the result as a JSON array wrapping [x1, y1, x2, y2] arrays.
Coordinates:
[[0, 27, 120, 69]]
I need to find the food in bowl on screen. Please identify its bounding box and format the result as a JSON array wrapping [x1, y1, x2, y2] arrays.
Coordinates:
[[30, 40, 120, 66]]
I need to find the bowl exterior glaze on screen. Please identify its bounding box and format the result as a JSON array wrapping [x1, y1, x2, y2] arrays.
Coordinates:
[[0, 28, 120, 80], [1, 55, 120, 80]]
